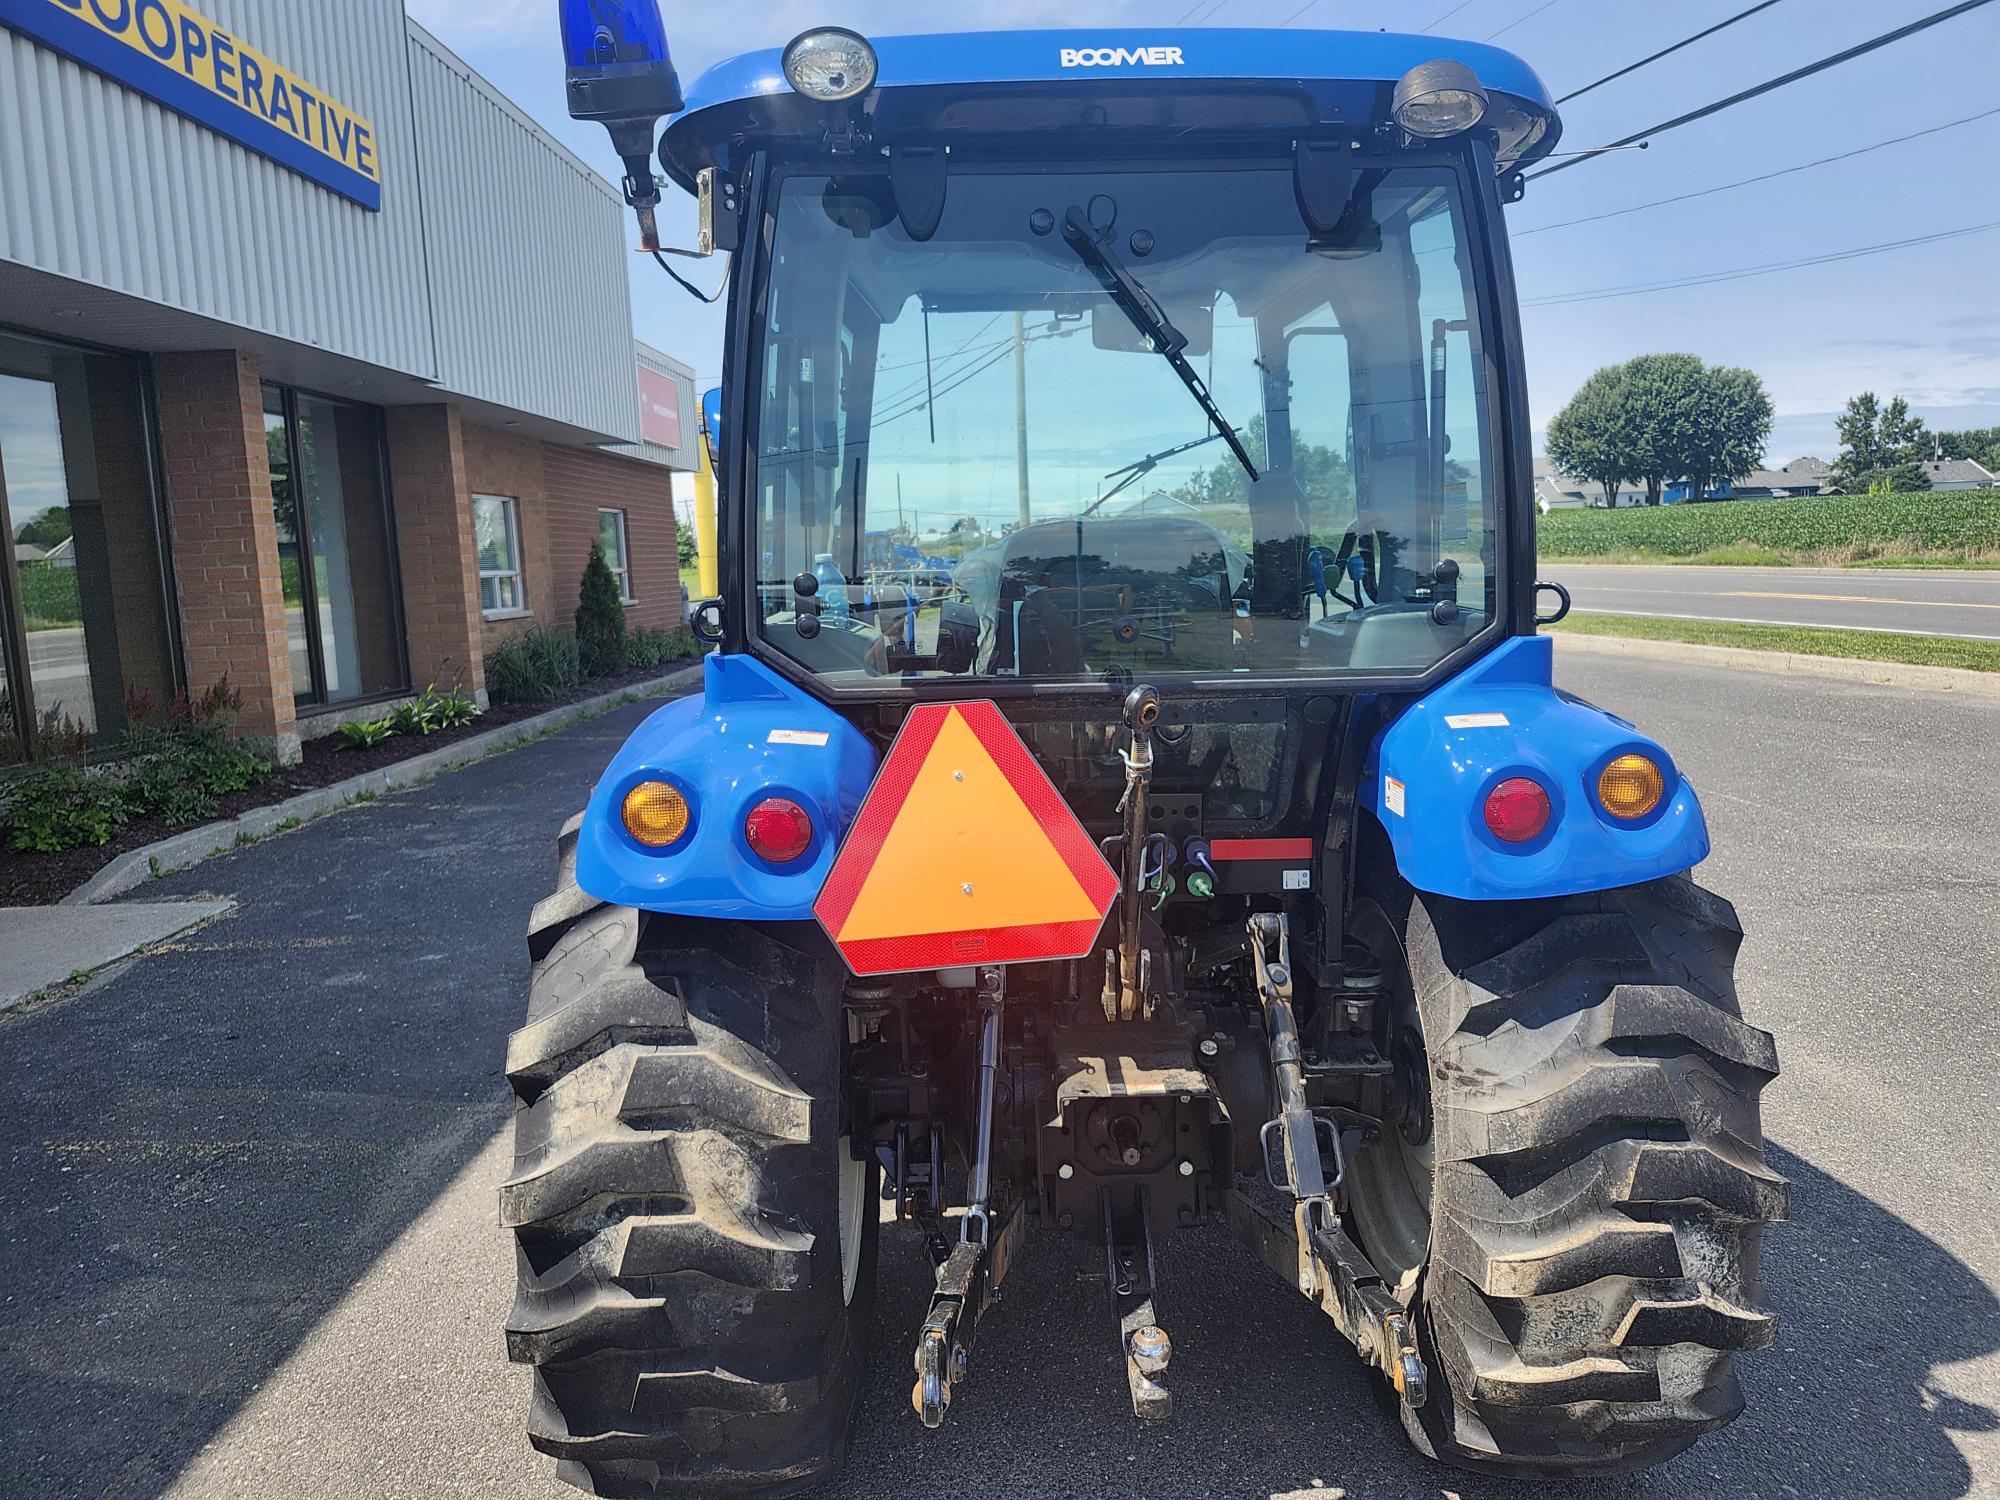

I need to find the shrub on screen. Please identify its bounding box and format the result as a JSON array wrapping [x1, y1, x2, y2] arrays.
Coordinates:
[[626, 627, 702, 669], [118, 721, 271, 828], [432, 687, 482, 728], [486, 624, 585, 704], [339, 717, 396, 749], [8, 763, 125, 852], [388, 695, 439, 737], [575, 541, 628, 677], [113, 674, 273, 831]]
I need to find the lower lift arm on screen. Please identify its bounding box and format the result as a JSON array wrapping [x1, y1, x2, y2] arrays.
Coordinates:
[[1236, 913, 1427, 1407]]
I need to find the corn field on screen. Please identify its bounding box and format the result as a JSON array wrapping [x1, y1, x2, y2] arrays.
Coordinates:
[[1538, 492, 2000, 561]]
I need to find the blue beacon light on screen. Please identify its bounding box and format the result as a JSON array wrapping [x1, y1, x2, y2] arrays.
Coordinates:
[[560, 0, 683, 251]]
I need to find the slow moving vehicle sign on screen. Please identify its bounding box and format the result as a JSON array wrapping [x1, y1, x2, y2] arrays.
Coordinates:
[[815, 701, 1117, 974]]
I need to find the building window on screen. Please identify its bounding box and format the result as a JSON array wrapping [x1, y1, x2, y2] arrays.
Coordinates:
[[0, 329, 176, 761], [263, 386, 407, 707], [598, 507, 633, 601], [476, 495, 525, 615]]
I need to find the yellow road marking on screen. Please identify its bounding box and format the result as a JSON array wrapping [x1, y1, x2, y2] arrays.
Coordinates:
[[1719, 590, 2000, 609]]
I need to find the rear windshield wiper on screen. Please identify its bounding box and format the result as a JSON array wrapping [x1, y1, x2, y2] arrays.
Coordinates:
[[1059, 205, 1260, 485], [1086, 431, 1226, 516]]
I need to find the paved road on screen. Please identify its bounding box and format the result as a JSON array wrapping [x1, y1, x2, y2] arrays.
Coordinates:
[[1548, 563, 2000, 641], [2, 657, 1996, 1499]]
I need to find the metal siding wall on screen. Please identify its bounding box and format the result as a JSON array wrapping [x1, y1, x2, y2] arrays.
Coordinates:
[[406, 29, 641, 444], [0, 1, 433, 376], [615, 344, 696, 469]]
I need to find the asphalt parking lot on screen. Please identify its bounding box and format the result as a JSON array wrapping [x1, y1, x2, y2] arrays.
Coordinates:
[[2, 650, 1996, 1500]]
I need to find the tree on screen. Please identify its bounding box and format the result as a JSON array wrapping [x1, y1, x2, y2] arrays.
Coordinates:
[[677, 521, 696, 570], [12, 507, 70, 549], [1833, 392, 1928, 491], [1935, 425, 2000, 474], [1679, 364, 1773, 504], [1164, 414, 1353, 515], [1618, 353, 1708, 505], [1544, 366, 1635, 508], [575, 540, 627, 678]]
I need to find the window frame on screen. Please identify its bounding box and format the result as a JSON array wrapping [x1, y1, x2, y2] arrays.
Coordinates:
[[263, 381, 410, 708], [475, 493, 527, 618], [598, 506, 635, 603]]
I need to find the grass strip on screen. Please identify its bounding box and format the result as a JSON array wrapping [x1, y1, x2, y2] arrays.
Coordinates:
[[1548, 612, 2000, 672]]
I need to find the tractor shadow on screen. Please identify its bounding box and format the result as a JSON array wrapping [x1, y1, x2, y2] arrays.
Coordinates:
[[829, 1142, 1998, 1500]]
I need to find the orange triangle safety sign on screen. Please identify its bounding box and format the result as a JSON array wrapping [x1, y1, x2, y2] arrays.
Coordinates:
[[815, 701, 1118, 975]]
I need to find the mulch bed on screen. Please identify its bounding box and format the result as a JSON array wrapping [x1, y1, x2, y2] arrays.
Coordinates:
[[0, 662, 696, 908]]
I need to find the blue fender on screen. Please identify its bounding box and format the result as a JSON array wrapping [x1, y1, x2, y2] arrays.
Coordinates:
[[1364, 636, 1708, 901], [574, 655, 879, 918]]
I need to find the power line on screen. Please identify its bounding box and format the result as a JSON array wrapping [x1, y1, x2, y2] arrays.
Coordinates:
[[1554, 0, 1787, 104], [1513, 104, 2000, 235], [1484, 0, 1565, 43], [1419, 0, 1479, 34], [1522, 221, 2000, 307], [1531, 0, 2000, 179]]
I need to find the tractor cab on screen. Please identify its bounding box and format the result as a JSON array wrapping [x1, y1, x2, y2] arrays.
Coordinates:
[[664, 29, 1557, 706], [505, 17, 1783, 1497]]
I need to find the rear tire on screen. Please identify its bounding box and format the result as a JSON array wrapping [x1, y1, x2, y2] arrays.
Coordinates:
[[1347, 872, 1786, 1476], [501, 815, 876, 1498]]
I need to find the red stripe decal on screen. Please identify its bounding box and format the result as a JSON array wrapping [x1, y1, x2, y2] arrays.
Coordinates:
[[1209, 837, 1315, 863]]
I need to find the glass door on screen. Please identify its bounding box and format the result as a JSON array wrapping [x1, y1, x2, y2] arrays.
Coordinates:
[[262, 386, 407, 706]]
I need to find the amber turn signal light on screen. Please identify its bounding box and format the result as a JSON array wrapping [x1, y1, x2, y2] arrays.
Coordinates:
[[623, 781, 691, 848], [1597, 754, 1665, 820]]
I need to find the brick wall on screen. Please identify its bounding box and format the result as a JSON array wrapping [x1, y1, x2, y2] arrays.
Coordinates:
[[462, 423, 551, 650], [457, 425, 681, 647], [543, 442, 682, 632], [152, 350, 299, 762], [385, 405, 486, 700]]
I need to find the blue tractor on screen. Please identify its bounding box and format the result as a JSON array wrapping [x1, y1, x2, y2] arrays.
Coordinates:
[[509, 10, 1784, 1494]]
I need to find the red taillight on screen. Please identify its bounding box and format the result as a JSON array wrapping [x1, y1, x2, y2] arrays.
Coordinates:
[[1483, 777, 1551, 844], [745, 797, 813, 863]]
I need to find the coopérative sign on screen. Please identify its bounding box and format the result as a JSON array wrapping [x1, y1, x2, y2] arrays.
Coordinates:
[[0, 0, 382, 210]]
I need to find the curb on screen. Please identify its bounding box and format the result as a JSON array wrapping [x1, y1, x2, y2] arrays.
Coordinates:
[[1550, 631, 2000, 700], [66, 663, 703, 907]]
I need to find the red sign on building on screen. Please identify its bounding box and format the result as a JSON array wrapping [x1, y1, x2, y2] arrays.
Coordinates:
[[637, 364, 682, 449]]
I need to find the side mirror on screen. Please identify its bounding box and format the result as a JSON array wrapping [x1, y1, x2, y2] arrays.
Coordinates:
[[699, 386, 723, 472]]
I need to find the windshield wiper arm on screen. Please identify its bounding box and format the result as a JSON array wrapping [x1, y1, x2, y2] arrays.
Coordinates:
[[1086, 431, 1227, 516], [1059, 205, 1260, 485]]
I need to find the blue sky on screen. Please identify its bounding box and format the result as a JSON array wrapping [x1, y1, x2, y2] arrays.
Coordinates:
[[406, 0, 2000, 465]]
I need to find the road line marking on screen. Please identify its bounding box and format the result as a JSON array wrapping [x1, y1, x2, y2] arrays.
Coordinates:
[[1718, 590, 2000, 609]]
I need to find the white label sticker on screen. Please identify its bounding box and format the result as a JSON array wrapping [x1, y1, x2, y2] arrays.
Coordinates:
[[1444, 712, 1511, 729], [1282, 868, 1312, 891], [1384, 776, 1407, 818], [767, 729, 830, 747]]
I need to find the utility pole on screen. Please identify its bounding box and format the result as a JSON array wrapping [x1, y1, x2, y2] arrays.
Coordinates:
[[1013, 311, 1031, 531]]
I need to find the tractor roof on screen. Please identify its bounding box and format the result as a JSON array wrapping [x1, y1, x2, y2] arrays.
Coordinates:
[[661, 28, 1561, 187]]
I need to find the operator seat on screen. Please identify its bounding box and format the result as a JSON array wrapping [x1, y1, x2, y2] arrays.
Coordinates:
[[978, 515, 1240, 676]]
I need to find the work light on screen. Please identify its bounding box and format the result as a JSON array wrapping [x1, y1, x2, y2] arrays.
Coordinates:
[[1391, 60, 1488, 138], [782, 28, 878, 101]]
